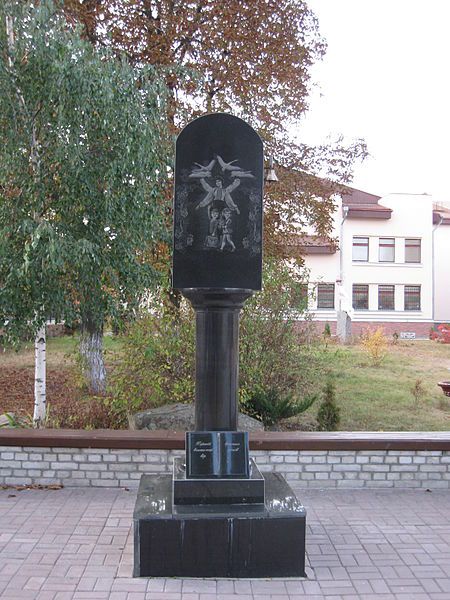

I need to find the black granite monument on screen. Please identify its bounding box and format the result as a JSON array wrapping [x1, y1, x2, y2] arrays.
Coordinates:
[[134, 113, 306, 578]]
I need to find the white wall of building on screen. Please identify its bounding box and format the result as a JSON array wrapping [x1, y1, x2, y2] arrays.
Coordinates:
[[303, 193, 446, 331], [434, 223, 450, 322]]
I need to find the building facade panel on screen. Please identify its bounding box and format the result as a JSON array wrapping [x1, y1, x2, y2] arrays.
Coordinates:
[[303, 191, 448, 337]]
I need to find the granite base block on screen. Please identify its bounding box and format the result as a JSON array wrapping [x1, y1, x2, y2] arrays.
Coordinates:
[[173, 457, 265, 505], [134, 471, 306, 578]]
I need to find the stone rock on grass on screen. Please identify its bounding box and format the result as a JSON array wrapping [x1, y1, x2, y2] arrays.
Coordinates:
[[0, 413, 13, 427], [130, 402, 264, 431]]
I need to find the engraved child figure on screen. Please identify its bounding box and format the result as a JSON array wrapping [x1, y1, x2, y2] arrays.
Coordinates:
[[204, 207, 221, 249], [220, 208, 236, 252]]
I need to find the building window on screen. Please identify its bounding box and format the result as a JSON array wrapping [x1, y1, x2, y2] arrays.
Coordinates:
[[405, 238, 421, 263], [404, 285, 421, 311], [379, 238, 395, 262], [317, 283, 335, 309], [353, 284, 369, 310], [352, 237, 369, 261], [378, 285, 395, 310]]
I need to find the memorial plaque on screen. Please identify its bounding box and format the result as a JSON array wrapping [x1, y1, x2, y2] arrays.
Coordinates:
[[186, 431, 249, 479], [173, 113, 263, 290], [220, 431, 250, 478], [186, 432, 220, 479]]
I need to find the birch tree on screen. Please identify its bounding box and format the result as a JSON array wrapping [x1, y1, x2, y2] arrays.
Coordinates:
[[0, 0, 171, 401], [3, 8, 48, 425]]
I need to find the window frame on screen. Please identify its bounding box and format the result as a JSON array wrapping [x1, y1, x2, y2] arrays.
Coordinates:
[[352, 236, 369, 262], [404, 285, 421, 311], [317, 283, 335, 309], [405, 238, 421, 263], [352, 284, 369, 310], [378, 285, 395, 311], [379, 237, 395, 263]]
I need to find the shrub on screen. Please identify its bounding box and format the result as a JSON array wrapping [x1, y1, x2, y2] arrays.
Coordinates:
[[239, 259, 321, 417], [361, 326, 388, 366], [243, 387, 316, 429], [437, 324, 450, 344], [46, 396, 118, 429], [411, 378, 426, 408], [111, 296, 195, 424], [323, 323, 331, 338], [111, 260, 321, 428], [317, 381, 340, 431]]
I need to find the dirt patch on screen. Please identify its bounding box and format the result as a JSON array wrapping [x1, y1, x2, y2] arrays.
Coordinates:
[[0, 366, 79, 418]]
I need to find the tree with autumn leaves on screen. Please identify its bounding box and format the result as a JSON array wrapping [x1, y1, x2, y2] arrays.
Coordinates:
[[65, 0, 367, 256], [1, 0, 368, 412]]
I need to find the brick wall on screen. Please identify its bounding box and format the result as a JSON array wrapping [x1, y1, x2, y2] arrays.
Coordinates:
[[1, 446, 449, 489], [350, 321, 432, 338], [310, 320, 431, 338]]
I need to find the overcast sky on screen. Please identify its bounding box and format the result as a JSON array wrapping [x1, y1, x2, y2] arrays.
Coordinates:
[[297, 0, 450, 204]]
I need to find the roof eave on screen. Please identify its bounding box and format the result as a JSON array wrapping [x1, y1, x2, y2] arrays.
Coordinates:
[[347, 208, 392, 220]]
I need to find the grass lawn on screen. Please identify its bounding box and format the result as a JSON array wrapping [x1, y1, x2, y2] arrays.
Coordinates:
[[308, 339, 450, 431], [1, 335, 449, 431], [0, 334, 123, 370]]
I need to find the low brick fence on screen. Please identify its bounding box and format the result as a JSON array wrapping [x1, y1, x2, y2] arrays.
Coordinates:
[[1, 430, 450, 490]]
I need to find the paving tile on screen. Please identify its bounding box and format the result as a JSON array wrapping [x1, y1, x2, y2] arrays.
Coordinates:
[[182, 580, 216, 593], [2, 488, 450, 599]]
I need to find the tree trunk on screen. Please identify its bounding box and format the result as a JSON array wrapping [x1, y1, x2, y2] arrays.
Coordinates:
[[80, 320, 106, 394], [33, 324, 46, 427]]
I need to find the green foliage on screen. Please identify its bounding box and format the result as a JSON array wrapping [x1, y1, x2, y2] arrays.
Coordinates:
[[323, 323, 331, 338], [0, 412, 33, 428], [111, 260, 320, 427], [111, 295, 195, 424], [239, 259, 318, 405], [0, 0, 172, 343], [317, 381, 340, 431], [243, 387, 316, 429]]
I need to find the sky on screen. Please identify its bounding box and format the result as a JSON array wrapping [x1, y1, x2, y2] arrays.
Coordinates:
[[297, 0, 450, 205]]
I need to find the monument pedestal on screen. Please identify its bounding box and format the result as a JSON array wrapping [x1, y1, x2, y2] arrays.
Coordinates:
[[133, 471, 306, 578], [133, 114, 306, 578]]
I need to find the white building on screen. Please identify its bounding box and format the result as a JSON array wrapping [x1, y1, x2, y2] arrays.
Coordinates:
[[301, 188, 450, 338]]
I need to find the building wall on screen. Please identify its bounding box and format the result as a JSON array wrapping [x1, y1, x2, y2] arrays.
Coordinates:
[[434, 222, 450, 322], [304, 193, 445, 333], [310, 320, 431, 338]]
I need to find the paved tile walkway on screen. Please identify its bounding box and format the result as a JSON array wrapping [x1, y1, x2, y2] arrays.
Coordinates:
[[1, 486, 450, 599]]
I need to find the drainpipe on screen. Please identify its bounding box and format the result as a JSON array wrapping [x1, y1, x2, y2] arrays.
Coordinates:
[[337, 205, 349, 342], [432, 214, 443, 324]]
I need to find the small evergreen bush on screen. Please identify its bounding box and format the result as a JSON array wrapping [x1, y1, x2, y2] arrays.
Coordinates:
[[243, 387, 316, 429], [317, 381, 340, 431]]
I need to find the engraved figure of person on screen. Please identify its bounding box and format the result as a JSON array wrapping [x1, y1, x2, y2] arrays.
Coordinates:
[[204, 206, 221, 249], [220, 208, 236, 252], [196, 177, 241, 214]]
